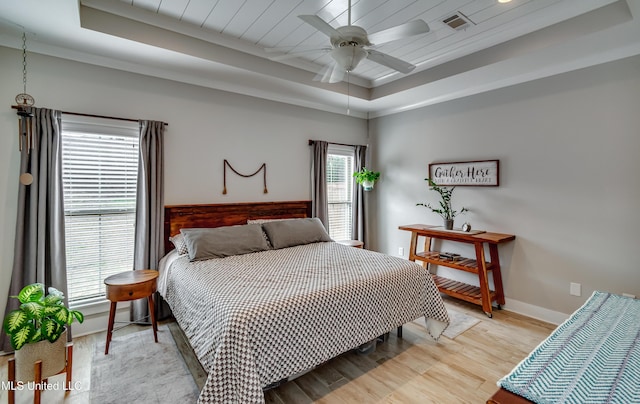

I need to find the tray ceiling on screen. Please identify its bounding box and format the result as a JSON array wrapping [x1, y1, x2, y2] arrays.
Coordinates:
[[1, 0, 639, 117]]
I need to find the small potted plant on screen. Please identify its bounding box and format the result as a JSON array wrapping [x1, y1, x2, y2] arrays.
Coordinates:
[[417, 178, 468, 230], [3, 283, 83, 381], [353, 167, 380, 191]]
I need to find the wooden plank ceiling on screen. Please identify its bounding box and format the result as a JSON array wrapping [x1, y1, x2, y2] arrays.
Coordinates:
[[118, 0, 569, 82]]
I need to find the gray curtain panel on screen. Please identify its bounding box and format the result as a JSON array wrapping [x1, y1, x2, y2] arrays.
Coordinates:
[[131, 120, 170, 321], [1, 108, 68, 353], [311, 141, 329, 231], [352, 145, 367, 243]]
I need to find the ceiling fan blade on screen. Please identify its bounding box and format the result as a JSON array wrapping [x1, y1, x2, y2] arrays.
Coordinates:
[[268, 48, 331, 61], [366, 49, 416, 74], [314, 62, 346, 84], [265, 45, 330, 53], [367, 19, 429, 45], [299, 15, 343, 39]]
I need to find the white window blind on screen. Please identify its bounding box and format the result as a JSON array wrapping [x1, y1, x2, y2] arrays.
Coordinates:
[[327, 144, 354, 240], [61, 116, 139, 304]]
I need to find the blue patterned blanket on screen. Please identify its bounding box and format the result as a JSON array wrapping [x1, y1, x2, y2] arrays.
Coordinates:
[[498, 291, 640, 404]]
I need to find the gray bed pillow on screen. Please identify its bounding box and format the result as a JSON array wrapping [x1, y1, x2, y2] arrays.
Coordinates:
[[261, 218, 332, 249], [180, 224, 270, 261]]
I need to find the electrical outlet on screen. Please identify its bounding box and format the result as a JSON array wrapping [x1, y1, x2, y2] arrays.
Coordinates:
[[398, 247, 404, 256], [570, 282, 581, 296]]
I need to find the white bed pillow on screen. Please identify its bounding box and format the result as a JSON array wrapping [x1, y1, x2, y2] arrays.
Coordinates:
[[261, 218, 332, 249]]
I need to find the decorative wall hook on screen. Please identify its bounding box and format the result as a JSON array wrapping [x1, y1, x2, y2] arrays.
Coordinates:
[[222, 159, 268, 195]]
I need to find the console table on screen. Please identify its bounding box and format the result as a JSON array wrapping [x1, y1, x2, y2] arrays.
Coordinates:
[[399, 224, 515, 317]]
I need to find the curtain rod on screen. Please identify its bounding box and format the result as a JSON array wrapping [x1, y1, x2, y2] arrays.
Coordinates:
[[308, 139, 365, 147], [11, 106, 168, 126]]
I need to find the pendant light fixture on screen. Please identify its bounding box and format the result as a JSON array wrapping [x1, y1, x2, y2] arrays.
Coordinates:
[[13, 32, 35, 185]]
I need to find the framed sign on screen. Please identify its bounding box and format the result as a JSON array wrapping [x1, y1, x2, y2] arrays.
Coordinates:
[[428, 159, 499, 186]]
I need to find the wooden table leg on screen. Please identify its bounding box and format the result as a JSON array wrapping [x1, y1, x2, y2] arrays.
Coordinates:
[[8, 358, 15, 404], [148, 295, 158, 343], [34, 360, 42, 404], [474, 242, 493, 317], [489, 244, 506, 307], [423, 236, 432, 271], [65, 344, 73, 392], [105, 301, 117, 354], [409, 231, 419, 263]]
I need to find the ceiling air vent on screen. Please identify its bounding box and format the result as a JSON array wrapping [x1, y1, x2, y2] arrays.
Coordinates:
[[442, 12, 473, 30]]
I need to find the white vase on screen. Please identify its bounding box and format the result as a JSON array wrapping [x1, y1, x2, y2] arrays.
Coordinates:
[[14, 329, 67, 382], [362, 180, 374, 191]]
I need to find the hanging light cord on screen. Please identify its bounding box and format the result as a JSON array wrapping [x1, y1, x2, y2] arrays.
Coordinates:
[[347, 71, 351, 115], [22, 33, 28, 95]]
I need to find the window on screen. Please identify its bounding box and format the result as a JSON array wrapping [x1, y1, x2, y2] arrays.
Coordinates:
[[327, 145, 354, 240], [61, 116, 139, 305]]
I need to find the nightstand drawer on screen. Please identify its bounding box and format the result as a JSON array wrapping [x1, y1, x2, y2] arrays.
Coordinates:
[[106, 279, 156, 301]]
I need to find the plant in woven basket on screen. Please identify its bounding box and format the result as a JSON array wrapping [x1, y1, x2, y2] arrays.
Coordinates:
[[3, 283, 84, 350], [417, 178, 468, 228]]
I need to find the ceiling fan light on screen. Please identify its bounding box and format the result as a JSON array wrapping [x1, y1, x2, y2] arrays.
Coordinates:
[[331, 46, 367, 71]]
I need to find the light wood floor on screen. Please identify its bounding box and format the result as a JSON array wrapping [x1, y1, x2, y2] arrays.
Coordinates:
[[0, 297, 555, 403]]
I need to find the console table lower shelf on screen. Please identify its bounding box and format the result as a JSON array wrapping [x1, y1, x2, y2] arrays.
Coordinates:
[[432, 275, 498, 309]]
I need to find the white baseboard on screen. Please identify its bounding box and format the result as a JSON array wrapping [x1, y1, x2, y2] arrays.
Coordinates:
[[502, 297, 569, 325]]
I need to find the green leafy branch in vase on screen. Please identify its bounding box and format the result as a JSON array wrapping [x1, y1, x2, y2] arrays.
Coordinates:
[[417, 178, 468, 220]]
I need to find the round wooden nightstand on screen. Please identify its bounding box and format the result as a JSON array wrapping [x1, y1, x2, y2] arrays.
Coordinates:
[[336, 239, 364, 248], [104, 270, 159, 355]]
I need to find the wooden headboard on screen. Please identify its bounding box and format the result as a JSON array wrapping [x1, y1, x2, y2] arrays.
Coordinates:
[[164, 200, 312, 253]]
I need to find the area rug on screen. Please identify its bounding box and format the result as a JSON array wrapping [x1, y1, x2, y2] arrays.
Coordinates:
[[414, 308, 481, 339], [90, 325, 200, 403]]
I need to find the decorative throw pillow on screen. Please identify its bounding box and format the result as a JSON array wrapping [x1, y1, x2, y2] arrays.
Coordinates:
[[169, 233, 189, 255], [180, 224, 270, 261], [261, 218, 332, 249]]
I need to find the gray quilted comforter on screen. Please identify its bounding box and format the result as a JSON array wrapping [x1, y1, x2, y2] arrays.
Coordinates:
[[160, 242, 449, 403]]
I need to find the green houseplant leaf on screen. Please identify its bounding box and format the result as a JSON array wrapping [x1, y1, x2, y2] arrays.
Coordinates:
[[18, 283, 44, 303], [3, 310, 29, 334], [19, 302, 44, 320], [69, 310, 84, 324], [10, 323, 36, 350], [41, 318, 63, 343], [3, 283, 84, 351]]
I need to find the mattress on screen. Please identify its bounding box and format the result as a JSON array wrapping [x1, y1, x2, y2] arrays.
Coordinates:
[[159, 241, 449, 403]]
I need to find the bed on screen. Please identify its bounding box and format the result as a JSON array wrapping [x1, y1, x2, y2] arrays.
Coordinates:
[[159, 201, 450, 404], [488, 291, 640, 404]]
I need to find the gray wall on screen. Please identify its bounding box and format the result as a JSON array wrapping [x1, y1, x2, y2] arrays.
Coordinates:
[[368, 55, 640, 321]]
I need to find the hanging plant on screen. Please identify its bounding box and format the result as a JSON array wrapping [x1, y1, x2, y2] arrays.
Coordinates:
[[353, 167, 380, 191]]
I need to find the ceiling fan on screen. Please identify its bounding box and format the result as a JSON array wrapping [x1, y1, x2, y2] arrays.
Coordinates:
[[267, 0, 430, 83]]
